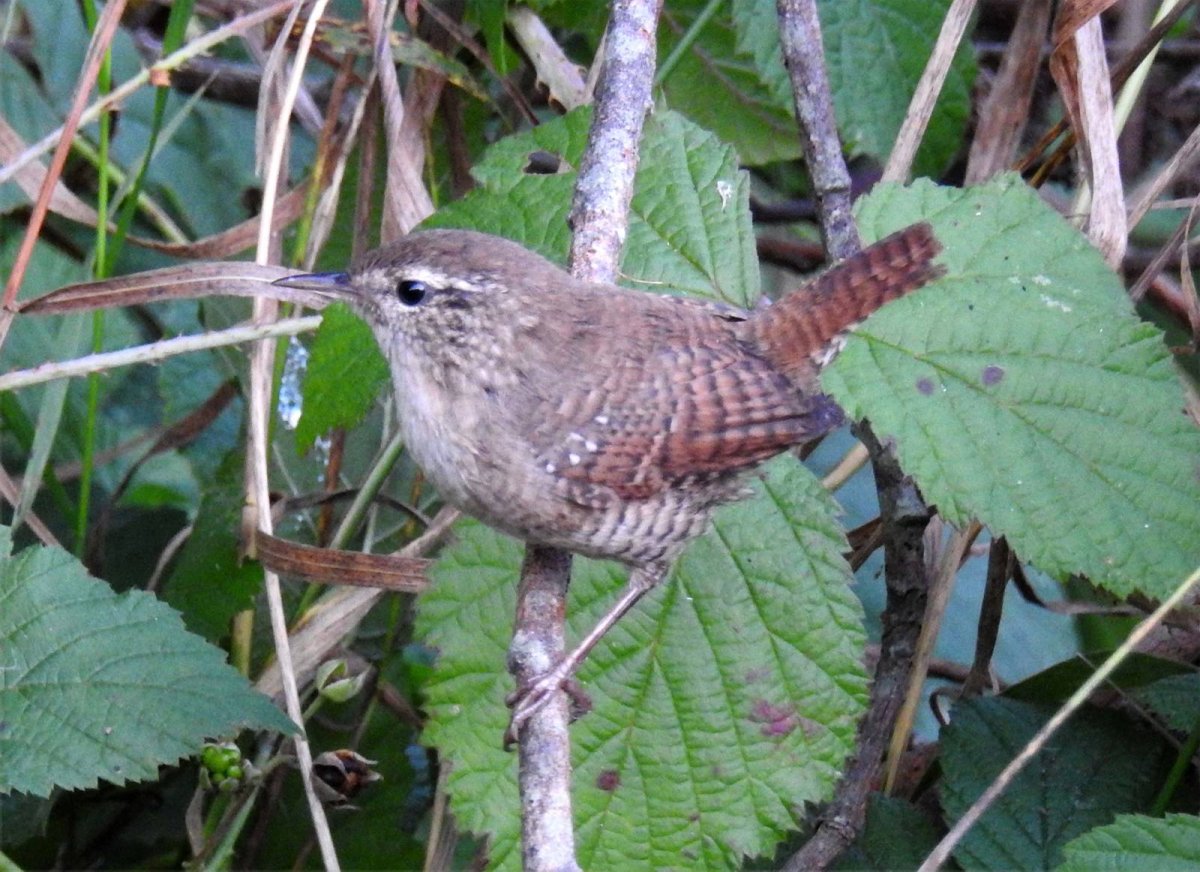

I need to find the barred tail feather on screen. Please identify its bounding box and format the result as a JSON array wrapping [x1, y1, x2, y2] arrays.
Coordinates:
[[752, 222, 945, 380]]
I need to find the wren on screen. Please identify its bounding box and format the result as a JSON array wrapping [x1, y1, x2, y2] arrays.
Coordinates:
[[275, 223, 944, 735]]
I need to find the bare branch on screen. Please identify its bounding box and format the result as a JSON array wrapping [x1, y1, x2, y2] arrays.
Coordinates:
[[775, 2, 936, 868], [511, 2, 663, 868]]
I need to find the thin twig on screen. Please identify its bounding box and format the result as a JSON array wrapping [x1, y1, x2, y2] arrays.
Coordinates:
[[510, 2, 663, 868], [883, 519, 982, 793], [775, 5, 936, 867], [0, 0, 127, 328], [0, 465, 61, 548], [507, 7, 588, 111], [775, 0, 857, 258], [1127, 119, 1200, 229], [364, 0, 434, 242], [783, 427, 933, 871], [960, 538, 1013, 698], [567, 0, 662, 282]]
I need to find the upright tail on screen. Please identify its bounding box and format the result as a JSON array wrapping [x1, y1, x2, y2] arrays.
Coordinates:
[[749, 222, 945, 381]]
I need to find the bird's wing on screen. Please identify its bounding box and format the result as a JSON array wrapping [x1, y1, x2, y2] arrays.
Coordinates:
[[527, 335, 839, 506]]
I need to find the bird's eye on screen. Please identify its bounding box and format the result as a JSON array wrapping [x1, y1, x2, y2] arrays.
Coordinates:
[[395, 279, 428, 306]]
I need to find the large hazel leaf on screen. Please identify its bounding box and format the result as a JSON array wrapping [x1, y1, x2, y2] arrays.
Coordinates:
[[940, 698, 1167, 870], [0, 528, 295, 797], [417, 459, 867, 869], [1058, 813, 1200, 872], [428, 107, 759, 307], [823, 176, 1200, 600]]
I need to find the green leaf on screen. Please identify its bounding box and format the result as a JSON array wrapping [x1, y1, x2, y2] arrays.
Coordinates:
[[428, 107, 760, 306], [0, 527, 295, 797], [941, 698, 1168, 870], [659, 0, 975, 173], [432, 107, 587, 261], [1058, 813, 1200, 872], [833, 794, 942, 871], [296, 303, 390, 453], [624, 111, 759, 306], [0, 53, 62, 215], [815, 0, 974, 177], [659, 3, 798, 166], [468, 0, 512, 75], [417, 458, 867, 869], [162, 454, 264, 642], [1006, 653, 1194, 706], [1131, 673, 1200, 733], [824, 176, 1200, 601]]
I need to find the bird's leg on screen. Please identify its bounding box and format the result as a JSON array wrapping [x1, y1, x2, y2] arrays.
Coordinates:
[[505, 562, 668, 746]]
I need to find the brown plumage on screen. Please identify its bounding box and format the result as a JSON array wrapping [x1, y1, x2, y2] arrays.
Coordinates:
[[275, 221, 945, 732]]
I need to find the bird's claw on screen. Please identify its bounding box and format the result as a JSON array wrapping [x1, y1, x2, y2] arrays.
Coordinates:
[[503, 672, 591, 749]]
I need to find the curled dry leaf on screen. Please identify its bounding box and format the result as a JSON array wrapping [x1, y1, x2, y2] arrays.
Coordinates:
[[18, 262, 331, 315], [251, 530, 430, 592]]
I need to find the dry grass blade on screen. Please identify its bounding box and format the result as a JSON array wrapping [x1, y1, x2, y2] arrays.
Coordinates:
[[294, 59, 357, 266], [964, 0, 1053, 184], [0, 114, 103, 227], [508, 7, 588, 111], [1128, 120, 1200, 229], [146, 185, 313, 259], [0, 317, 322, 393], [255, 507, 459, 701], [1, 0, 127, 320], [1050, 6, 1126, 265], [1017, 0, 1196, 183], [882, 0, 978, 183], [247, 1, 342, 867], [18, 263, 327, 315], [1054, 0, 1122, 39], [363, 0, 434, 241], [0, 103, 315, 258], [0, 1, 295, 188]]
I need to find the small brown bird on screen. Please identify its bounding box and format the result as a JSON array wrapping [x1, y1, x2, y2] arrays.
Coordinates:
[[276, 223, 944, 735]]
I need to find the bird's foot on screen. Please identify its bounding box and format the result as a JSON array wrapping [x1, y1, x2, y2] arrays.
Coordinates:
[[503, 671, 592, 749]]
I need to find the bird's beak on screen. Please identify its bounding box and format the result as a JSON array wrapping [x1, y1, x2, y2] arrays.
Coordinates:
[[272, 271, 357, 304]]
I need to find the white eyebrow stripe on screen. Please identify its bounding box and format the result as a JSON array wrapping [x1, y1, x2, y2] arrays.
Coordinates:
[[363, 266, 487, 291]]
